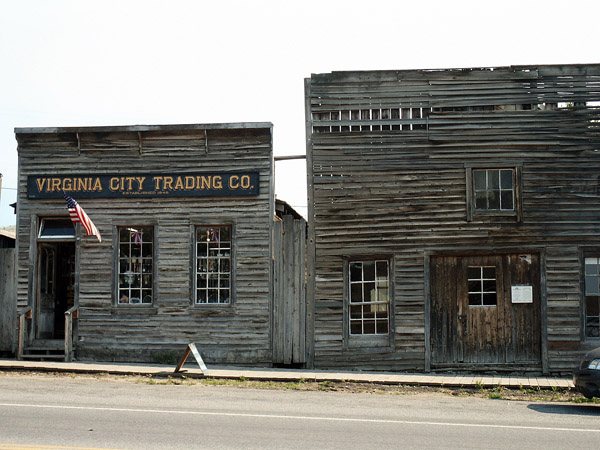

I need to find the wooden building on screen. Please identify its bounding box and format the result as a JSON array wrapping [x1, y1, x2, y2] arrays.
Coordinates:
[[0, 229, 16, 356], [305, 64, 600, 374], [14, 123, 294, 364]]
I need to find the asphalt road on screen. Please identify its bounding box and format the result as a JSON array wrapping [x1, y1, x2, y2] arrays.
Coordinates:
[[0, 373, 598, 450]]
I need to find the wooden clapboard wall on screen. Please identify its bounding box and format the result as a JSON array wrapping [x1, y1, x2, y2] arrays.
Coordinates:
[[15, 123, 274, 365], [305, 64, 600, 374]]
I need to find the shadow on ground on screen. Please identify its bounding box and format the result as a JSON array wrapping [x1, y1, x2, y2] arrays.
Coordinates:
[[528, 403, 600, 416]]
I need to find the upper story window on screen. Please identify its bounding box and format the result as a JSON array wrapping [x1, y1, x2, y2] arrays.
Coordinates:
[[466, 166, 522, 222], [195, 225, 232, 305], [473, 169, 515, 211], [348, 260, 390, 335], [585, 257, 600, 338], [117, 226, 154, 305]]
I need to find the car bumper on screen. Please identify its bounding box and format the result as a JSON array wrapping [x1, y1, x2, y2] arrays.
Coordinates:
[[573, 369, 600, 399]]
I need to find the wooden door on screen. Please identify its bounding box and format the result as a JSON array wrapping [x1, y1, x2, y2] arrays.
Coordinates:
[[430, 254, 541, 369], [37, 244, 57, 339]]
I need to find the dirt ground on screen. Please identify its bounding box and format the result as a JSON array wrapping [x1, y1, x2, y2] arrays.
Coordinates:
[[0, 369, 592, 403]]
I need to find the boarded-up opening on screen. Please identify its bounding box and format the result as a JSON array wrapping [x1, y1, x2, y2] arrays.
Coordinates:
[[272, 214, 306, 366]]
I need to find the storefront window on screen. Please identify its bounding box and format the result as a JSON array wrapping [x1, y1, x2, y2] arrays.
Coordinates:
[[195, 226, 232, 304], [117, 226, 154, 305]]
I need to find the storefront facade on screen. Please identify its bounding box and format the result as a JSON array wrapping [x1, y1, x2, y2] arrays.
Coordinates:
[[15, 123, 275, 364]]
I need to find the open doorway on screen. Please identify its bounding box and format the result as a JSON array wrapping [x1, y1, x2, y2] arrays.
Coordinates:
[[36, 218, 76, 340]]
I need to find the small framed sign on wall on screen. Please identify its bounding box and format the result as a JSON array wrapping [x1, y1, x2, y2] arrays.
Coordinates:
[[511, 285, 533, 304]]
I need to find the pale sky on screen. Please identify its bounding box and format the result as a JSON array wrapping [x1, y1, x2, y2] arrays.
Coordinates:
[[1, 0, 598, 226]]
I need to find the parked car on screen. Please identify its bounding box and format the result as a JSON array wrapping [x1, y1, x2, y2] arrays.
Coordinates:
[[573, 347, 600, 399]]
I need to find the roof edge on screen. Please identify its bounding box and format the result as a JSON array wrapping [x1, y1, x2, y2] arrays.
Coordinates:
[[15, 122, 273, 135]]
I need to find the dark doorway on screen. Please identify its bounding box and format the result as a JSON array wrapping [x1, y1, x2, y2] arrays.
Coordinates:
[[36, 242, 75, 339]]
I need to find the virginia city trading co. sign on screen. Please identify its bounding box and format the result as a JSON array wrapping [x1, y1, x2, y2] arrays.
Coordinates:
[[27, 172, 260, 199]]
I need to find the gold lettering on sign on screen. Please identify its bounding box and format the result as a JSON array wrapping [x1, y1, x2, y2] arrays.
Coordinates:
[[174, 176, 184, 190]]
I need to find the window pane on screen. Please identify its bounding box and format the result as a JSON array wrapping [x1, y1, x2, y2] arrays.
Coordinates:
[[586, 276, 600, 295], [473, 170, 486, 190], [500, 170, 513, 189], [376, 320, 389, 334], [376, 261, 388, 279], [586, 296, 599, 316], [488, 170, 499, 189], [363, 262, 375, 281], [469, 293, 481, 306], [468, 267, 481, 279], [220, 226, 231, 242], [474, 191, 487, 210], [350, 321, 362, 335], [483, 293, 497, 306], [363, 282, 376, 302], [586, 261, 599, 276], [483, 267, 496, 279], [350, 305, 362, 319], [142, 290, 152, 303], [468, 280, 481, 293], [501, 191, 514, 210], [586, 317, 599, 337], [350, 263, 362, 282], [377, 287, 389, 302], [488, 190, 500, 209], [482, 279, 496, 293], [350, 283, 362, 302], [363, 320, 375, 334]]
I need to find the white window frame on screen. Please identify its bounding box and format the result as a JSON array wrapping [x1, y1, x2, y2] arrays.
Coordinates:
[[116, 226, 155, 306], [348, 260, 390, 336], [194, 225, 232, 305], [467, 266, 497, 306]]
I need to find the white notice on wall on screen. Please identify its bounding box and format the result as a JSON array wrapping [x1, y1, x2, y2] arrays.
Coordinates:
[[511, 285, 533, 304]]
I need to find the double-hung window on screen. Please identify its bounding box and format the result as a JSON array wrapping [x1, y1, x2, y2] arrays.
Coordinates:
[[195, 225, 232, 304], [348, 260, 390, 336], [117, 226, 154, 305]]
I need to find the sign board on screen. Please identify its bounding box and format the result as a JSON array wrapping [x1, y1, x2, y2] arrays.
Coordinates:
[[511, 285, 533, 304], [27, 172, 260, 199]]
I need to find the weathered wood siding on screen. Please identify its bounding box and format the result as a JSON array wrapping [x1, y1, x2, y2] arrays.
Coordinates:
[[306, 65, 600, 373], [272, 214, 306, 365], [16, 124, 274, 364], [0, 248, 16, 355]]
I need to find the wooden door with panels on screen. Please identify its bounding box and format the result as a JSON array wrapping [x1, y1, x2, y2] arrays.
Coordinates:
[[430, 254, 541, 370]]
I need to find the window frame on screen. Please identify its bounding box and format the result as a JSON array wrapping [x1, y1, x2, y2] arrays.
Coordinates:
[[582, 252, 600, 340], [343, 257, 394, 349], [465, 164, 522, 222], [192, 224, 234, 307], [467, 265, 498, 307], [113, 224, 157, 308]]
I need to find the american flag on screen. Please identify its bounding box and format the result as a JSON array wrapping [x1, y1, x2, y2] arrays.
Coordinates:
[[64, 194, 102, 242]]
